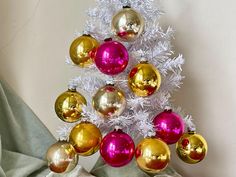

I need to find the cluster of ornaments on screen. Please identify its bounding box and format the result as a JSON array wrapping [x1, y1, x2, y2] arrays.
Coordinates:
[[46, 6, 208, 174]]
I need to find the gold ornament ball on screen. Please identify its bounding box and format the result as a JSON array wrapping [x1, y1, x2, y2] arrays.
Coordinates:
[[69, 34, 99, 67], [46, 141, 78, 173], [55, 88, 87, 123], [69, 122, 102, 156], [176, 132, 208, 164], [92, 84, 126, 119], [128, 61, 161, 97], [135, 137, 171, 174], [112, 6, 144, 42]]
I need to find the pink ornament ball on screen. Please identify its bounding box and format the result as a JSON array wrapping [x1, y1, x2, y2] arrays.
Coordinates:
[[100, 129, 135, 167], [95, 38, 129, 75], [153, 109, 185, 144]]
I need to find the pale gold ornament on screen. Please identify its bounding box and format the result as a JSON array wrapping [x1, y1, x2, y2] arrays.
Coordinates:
[[70, 34, 99, 67], [128, 61, 161, 97], [55, 88, 87, 123], [112, 6, 144, 42], [135, 137, 170, 174], [46, 141, 78, 173], [92, 84, 126, 119], [176, 132, 208, 164], [69, 122, 102, 156]]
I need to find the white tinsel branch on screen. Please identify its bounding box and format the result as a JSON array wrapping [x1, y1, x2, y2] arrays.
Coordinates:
[[57, 0, 189, 139], [56, 123, 75, 141]]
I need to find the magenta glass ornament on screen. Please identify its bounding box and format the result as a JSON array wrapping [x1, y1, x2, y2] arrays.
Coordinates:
[[95, 38, 129, 75], [153, 109, 185, 144], [100, 129, 135, 167]]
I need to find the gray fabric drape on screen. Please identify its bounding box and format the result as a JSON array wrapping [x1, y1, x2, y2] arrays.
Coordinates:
[[0, 79, 55, 177], [0, 80, 94, 177]]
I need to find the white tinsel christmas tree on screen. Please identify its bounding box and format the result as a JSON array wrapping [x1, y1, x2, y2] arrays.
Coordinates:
[[46, 0, 208, 175]]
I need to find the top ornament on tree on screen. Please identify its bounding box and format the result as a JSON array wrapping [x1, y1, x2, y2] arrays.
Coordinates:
[[112, 6, 145, 42]]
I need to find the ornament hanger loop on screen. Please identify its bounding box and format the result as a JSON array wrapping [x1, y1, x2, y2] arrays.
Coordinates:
[[82, 30, 90, 36], [146, 131, 156, 138], [187, 127, 196, 133], [115, 125, 122, 131], [164, 106, 172, 112], [68, 80, 77, 91], [121, 0, 131, 7], [106, 78, 115, 85], [140, 57, 148, 63]]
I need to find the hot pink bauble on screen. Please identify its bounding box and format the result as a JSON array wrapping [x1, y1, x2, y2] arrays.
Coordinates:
[[153, 110, 185, 144], [95, 39, 129, 75], [100, 129, 135, 167]]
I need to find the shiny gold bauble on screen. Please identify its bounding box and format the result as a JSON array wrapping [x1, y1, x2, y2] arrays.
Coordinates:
[[46, 141, 78, 173], [92, 84, 126, 119], [176, 132, 208, 164], [112, 6, 144, 42], [128, 61, 161, 97], [69, 122, 102, 156], [135, 137, 171, 174], [69, 34, 99, 67], [55, 88, 87, 123]]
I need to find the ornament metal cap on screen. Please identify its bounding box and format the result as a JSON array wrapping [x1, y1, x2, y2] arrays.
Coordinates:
[[104, 38, 113, 42], [120, 0, 131, 7], [82, 33, 91, 37], [82, 30, 91, 36], [123, 5, 131, 9], [164, 109, 173, 114], [106, 79, 115, 86], [140, 58, 148, 63], [146, 131, 156, 138], [58, 137, 68, 142], [114, 125, 122, 131], [164, 106, 172, 111], [187, 127, 196, 134]]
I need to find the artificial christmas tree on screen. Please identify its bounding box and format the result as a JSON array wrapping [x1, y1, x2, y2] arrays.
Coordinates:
[[46, 0, 208, 175]]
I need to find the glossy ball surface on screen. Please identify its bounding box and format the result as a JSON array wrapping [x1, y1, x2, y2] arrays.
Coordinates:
[[100, 129, 135, 167], [92, 85, 126, 119], [153, 110, 185, 144], [176, 132, 208, 164], [135, 137, 170, 173], [46, 141, 78, 173], [112, 7, 144, 42], [55, 89, 86, 123], [69, 122, 102, 156], [128, 62, 161, 97], [95, 40, 129, 75]]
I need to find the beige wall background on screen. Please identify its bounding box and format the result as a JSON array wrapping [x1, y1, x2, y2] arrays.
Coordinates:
[[0, 0, 235, 176]]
